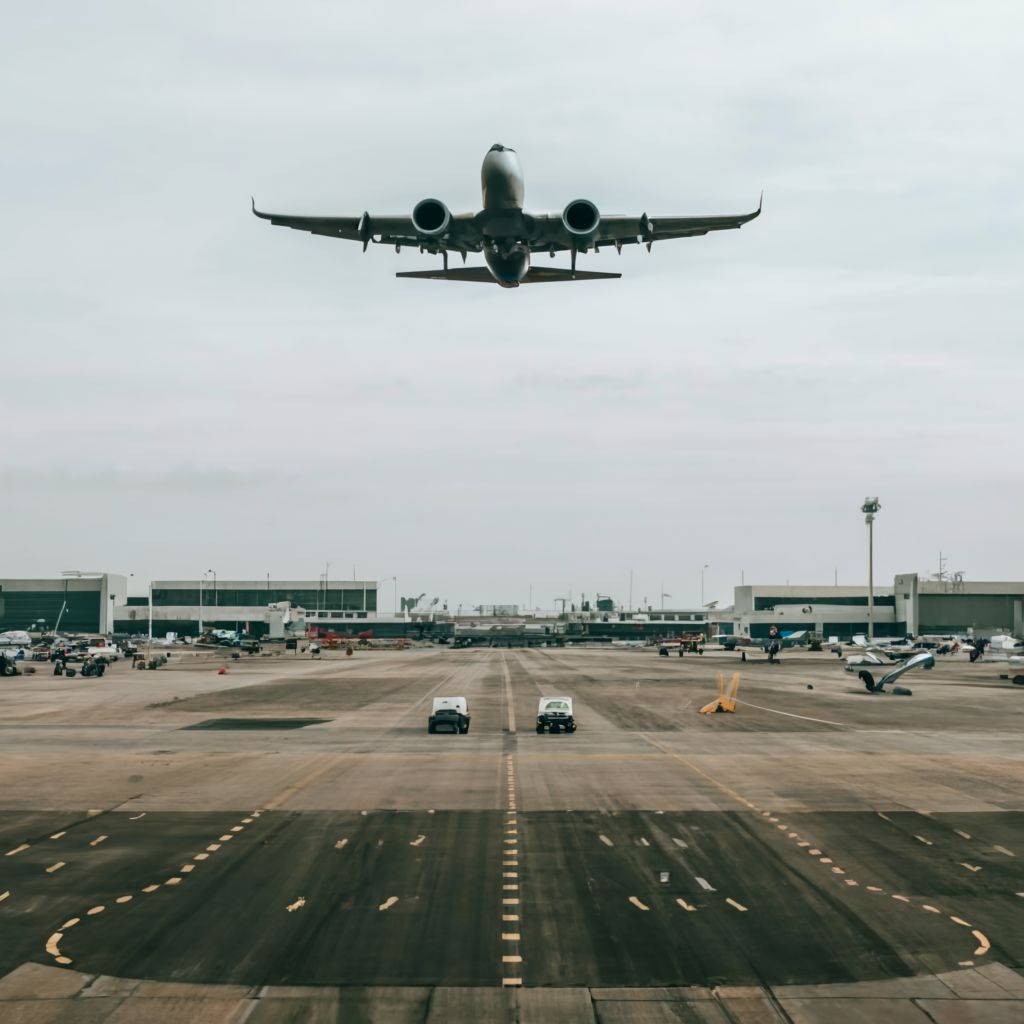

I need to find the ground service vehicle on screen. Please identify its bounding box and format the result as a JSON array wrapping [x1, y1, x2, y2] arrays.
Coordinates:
[[428, 696, 470, 734], [536, 696, 576, 734]]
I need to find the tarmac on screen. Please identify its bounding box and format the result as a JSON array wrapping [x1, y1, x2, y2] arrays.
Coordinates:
[[0, 644, 1021, 1022]]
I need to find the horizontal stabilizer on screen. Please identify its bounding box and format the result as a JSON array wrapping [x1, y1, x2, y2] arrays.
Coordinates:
[[396, 267, 622, 284]]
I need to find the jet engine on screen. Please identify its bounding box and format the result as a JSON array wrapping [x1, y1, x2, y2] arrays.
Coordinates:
[[561, 198, 601, 240], [412, 198, 451, 237]]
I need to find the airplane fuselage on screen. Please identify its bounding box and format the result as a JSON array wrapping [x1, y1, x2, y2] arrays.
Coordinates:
[[480, 145, 529, 287]]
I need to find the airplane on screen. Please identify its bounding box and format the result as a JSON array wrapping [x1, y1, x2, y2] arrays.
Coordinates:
[[252, 144, 761, 288]]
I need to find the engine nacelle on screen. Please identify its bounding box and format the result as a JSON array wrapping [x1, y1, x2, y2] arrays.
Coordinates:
[[412, 198, 451, 237], [561, 198, 601, 239]]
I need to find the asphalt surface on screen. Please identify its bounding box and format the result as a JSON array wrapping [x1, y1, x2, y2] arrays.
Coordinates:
[[0, 644, 1022, 1018]]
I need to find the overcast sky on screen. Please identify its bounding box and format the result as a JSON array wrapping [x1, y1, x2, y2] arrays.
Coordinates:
[[3, 2, 1022, 609]]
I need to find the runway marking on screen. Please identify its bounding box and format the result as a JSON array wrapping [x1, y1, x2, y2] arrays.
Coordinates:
[[428, 809, 435, 815], [913, 835, 933, 846], [923, 905, 940, 913], [378, 896, 399, 912], [502, 914, 519, 922], [820, 858, 833, 864], [725, 898, 747, 912], [797, 841, 810, 847], [129, 813, 145, 820], [628, 897, 650, 911], [638, 837, 650, 847], [287, 897, 306, 912], [50, 832, 66, 840], [809, 849, 822, 856], [502, 954, 523, 963], [878, 813, 893, 823], [218, 835, 233, 841], [207, 844, 221, 851], [672, 838, 688, 849], [242, 817, 253, 824], [972, 930, 991, 956], [959, 961, 975, 967], [502, 932, 520, 941], [503, 884, 519, 891], [503, 872, 517, 879], [5, 844, 29, 856], [0, 892, 9, 903], [993, 845, 1015, 857], [141, 884, 159, 893], [164, 877, 182, 887], [788, 832, 799, 839], [676, 898, 697, 912], [502, 978, 522, 987], [361, 810, 368, 816], [115, 896, 133, 904], [86, 809, 101, 817], [502, 898, 519, 905], [768, 817, 779, 823], [230, 826, 243, 833], [695, 877, 715, 892], [180, 864, 195, 873], [867, 886, 884, 892], [951, 916, 972, 928], [334, 839, 348, 849], [731, 697, 843, 727], [410, 835, 426, 847], [86, 905, 105, 915], [264, 756, 341, 812], [194, 853, 209, 861], [506, 829, 518, 835], [504, 838, 518, 845], [90, 835, 108, 847], [960, 863, 982, 873], [777, 824, 787, 830], [45, 861, 66, 873], [831, 867, 845, 874], [955, 829, 972, 840], [844, 879, 858, 886], [891, 895, 910, 903], [503, 860, 518, 867], [46, 933, 69, 964]]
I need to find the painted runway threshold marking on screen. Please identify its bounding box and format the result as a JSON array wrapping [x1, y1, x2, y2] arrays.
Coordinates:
[[628, 897, 650, 911], [695, 877, 715, 892]]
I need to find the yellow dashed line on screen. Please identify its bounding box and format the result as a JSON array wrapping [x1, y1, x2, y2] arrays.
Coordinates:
[[502, 954, 523, 963], [993, 845, 1015, 857], [180, 865, 195, 873], [502, 932, 520, 940], [90, 835, 108, 847], [502, 897, 519, 906], [503, 884, 519, 891], [877, 812, 893, 822], [194, 853, 209, 861], [164, 877, 182, 887], [676, 898, 697, 912], [502, 978, 522, 987], [892, 895, 910, 903], [844, 879, 859, 887], [0, 891, 8, 903], [60, 918, 80, 929], [46, 862, 66, 874], [502, 914, 519, 922], [923, 905, 941, 913], [206, 844, 221, 851], [86, 905, 105, 915], [334, 839, 348, 849], [49, 832, 66, 840], [287, 897, 307, 912], [867, 886, 884, 892], [141, 884, 159, 893], [628, 896, 650, 911], [115, 896, 133, 904], [951, 916, 972, 928], [230, 826, 243, 833], [5, 844, 29, 857], [972, 930, 991, 956], [725, 898, 748, 912], [960, 863, 982, 873], [820, 857, 833, 864], [503, 872, 517, 879], [955, 829, 971, 839], [218, 835, 233, 842]]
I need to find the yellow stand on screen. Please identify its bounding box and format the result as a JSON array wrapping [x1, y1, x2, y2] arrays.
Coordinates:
[[699, 672, 740, 714]]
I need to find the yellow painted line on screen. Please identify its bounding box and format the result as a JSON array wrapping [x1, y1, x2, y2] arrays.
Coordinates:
[[831, 867, 845, 874], [230, 826, 244, 833], [954, 829, 972, 839], [505, 829, 518, 835], [377, 896, 399, 911], [913, 835, 933, 846], [503, 872, 518, 879], [725, 898, 747, 912], [503, 884, 519, 891], [959, 960, 975, 967], [60, 918, 80, 929], [5, 844, 29, 856], [206, 844, 221, 851], [141, 884, 159, 893], [410, 835, 426, 847], [676, 898, 697, 912], [844, 879, 859, 886], [242, 818, 253, 824], [46, 862, 66, 874], [46, 933, 66, 959], [820, 858, 833, 864], [218, 835, 233, 842], [90, 835, 108, 847], [867, 886, 884, 892], [877, 813, 893, 822], [503, 860, 518, 867], [502, 932, 521, 941], [787, 832, 799, 839], [672, 838, 688, 849], [504, 839, 518, 845], [891, 895, 910, 903], [972, 930, 991, 956], [334, 839, 348, 849], [50, 832, 66, 840], [194, 853, 209, 861], [993, 845, 1015, 857], [768, 817, 779, 823], [777, 824, 787, 831], [502, 898, 520, 905], [809, 848, 822, 856], [797, 841, 810, 848], [0, 891, 8, 903], [761, 811, 771, 817], [502, 954, 522, 963], [951, 916, 973, 928], [264, 758, 340, 812], [86, 809, 102, 817], [628, 897, 650, 911], [180, 865, 195, 873], [129, 813, 145, 821], [502, 978, 522, 987], [115, 896, 133, 904], [87, 905, 105, 915], [960, 863, 982, 873], [923, 905, 940, 913], [287, 897, 307, 912], [164, 877, 182, 887], [502, 914, 519, 921]]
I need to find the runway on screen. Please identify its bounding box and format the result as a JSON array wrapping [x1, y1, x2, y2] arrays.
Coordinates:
[[0, 645, 1022, 1021]]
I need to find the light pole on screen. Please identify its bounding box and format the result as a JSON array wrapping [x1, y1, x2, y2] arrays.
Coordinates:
[[199, 572, 204, 635], [700, 564, 709, 608], [324, 562, 331, 613], [861, 498, 881, 641]]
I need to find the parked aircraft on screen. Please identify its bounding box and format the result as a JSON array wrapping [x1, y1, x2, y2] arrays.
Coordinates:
[[253, 144, 760, 288]]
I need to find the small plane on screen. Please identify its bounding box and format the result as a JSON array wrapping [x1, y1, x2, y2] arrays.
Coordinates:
[[253, 144, 761, 288]]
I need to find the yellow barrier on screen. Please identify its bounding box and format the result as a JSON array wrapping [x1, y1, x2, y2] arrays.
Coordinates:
[[699, 672, 740, 714]]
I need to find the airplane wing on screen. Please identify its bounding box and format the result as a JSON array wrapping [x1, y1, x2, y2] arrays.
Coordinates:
[[251, 201, 483, 252], [526, 198, 762, 252]]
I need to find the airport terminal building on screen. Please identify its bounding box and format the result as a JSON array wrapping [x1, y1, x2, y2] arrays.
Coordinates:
[[0, 574, 127, 635]]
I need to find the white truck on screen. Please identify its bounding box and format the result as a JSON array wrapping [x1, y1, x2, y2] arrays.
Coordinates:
[[536, 696, 576, 734], [428, 696, 471, 734]]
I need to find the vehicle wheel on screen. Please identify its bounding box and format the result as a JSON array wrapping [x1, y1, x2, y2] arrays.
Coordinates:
[[428, 725, 435, 733], [566, 723, 577, 733], [460, 725, 469, 734], [536, 725, 544, 734]]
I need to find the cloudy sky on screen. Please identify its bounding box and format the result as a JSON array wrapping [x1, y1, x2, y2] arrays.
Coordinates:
[[3, 2, 1022, 609]]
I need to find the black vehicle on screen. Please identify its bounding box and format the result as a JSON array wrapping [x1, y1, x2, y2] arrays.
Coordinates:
[[536, 696, 576, 734], [428, 697, 470, 734]]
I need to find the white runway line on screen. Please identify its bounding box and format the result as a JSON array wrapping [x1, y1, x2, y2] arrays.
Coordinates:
[[695, 877, 716, 892]]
